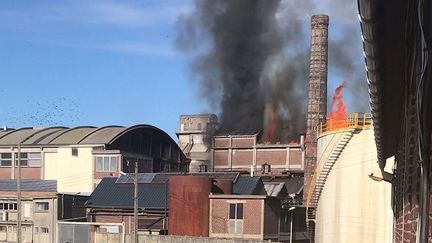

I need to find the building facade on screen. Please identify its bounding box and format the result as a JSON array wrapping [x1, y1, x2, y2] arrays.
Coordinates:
[[0, 180, 88, 243], [176, 114, 219, 172], [212, 134, 304, 174], [0, 125, 188, 194]]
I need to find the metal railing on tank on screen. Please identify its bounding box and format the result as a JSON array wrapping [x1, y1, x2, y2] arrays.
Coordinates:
[[317, 112, 373, 137]]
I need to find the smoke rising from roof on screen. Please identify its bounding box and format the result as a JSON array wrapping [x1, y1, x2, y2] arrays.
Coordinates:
[[176, 0, 367, 139]]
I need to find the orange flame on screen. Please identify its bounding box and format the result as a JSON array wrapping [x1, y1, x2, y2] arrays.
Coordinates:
[[327, 81, 347, 130]]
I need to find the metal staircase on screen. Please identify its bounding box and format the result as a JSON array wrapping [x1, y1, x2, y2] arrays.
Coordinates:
[[306, 129, 355, 242]]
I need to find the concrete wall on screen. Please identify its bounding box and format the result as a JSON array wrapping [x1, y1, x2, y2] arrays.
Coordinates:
[[95, 233, 275, 243], [44, 147, 94, 193], [315, 128, 393, 243]]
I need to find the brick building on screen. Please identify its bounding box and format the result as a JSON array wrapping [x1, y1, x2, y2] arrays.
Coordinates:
[[358, 1, 432, 242], [86, 172, 291, 241], [212, 134, 304, 174]]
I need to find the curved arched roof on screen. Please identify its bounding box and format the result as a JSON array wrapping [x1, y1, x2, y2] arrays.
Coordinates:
[[0, 124, 178, 147]]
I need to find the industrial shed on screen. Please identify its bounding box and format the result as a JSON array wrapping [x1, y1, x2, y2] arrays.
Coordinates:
[[0, 124, 188, 194]]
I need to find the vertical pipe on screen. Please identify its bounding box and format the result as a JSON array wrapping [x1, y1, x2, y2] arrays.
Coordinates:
[[304, 14, 329, 202], [17, 144, 22, 243], [134, 161, 138, 243]]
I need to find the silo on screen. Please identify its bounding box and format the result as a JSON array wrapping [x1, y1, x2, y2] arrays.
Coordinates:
[[168, 175, 212, 236]]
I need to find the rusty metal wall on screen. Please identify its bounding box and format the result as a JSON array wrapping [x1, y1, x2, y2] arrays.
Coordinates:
[[168, 176, 212, 237], [304, 14, 329, 201]]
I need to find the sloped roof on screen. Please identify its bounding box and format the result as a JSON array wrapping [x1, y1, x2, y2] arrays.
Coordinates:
[[233, 176, 265, 195], [86, 178, 167, 209], [264, 182, 287, 197], [88, 173, 262, 209], [0, 180, 57, 192]]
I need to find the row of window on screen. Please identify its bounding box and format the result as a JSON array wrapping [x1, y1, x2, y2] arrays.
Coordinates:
[[0, 202, 48, 211], [0, 153, 42, 167], [96, 156, 118, 172], [0, 226, 49, 233], [0, 152, 119, 173]]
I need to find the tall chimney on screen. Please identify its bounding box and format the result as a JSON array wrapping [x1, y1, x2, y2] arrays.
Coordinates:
[[304, 15, 329, 202]]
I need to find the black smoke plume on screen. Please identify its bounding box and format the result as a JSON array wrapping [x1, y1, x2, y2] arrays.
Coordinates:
[[176, 0, 368, 140]]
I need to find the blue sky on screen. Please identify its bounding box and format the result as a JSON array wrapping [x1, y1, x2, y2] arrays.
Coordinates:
[[0, 0, 364, 138]]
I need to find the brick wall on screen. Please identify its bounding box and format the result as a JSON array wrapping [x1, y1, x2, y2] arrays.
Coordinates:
[[211, 199, 229, 234], [256, 150, 286, 166], [214, 138, 230, 148], [214, 151, 229, 166], [243, 200, 262, 235], [210, 199, 263, 236], [232, 150, 253, 166], [289, 149, 302, 166], [232, 138, 255, 148]]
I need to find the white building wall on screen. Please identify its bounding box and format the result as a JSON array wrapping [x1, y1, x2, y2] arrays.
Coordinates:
[[44, 147, 94, 194], [315, 128, 393, 243]]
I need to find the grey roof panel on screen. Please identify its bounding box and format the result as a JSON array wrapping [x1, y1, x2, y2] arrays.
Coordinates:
[[34, 129, 69, 145], [0, 180, 57, 192], [86, 178, 166, 209], [49, 127, 97, 145], [233, 176, 263, 195], [23, 127, 68, 145], [0, 128, 43, 145], [78, 126, 125, 144]]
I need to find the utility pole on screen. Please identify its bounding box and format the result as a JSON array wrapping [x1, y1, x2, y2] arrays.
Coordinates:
[[134, 160, 138, 243], [17, 143, 22, 243]]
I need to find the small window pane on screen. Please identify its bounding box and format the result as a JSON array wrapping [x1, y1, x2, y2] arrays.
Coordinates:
[[1, 153, 11, 159], [229, 204, 236, 219], [35, 202, 49, 211], [28, 159, 41, 167], [110, 158, 117, 171], [103, 157, 110, 171], [237, 204, 243, 219], [28, 153, 41, 159], [96, 158, 103, 171], [1, 160, 11, 167]]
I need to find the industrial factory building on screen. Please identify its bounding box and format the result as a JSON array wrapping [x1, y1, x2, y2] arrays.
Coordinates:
[[177, 114, 304, 175], [307, 113, 393, 242], [0, 124, 188, 194]]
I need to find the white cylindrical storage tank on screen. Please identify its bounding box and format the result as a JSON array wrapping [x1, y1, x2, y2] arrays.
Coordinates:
[[315, 127, 393, 243]]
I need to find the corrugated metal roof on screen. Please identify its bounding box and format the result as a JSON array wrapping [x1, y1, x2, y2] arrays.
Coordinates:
[[22, 127, 67, 145], [232, 176, 264, 195], [78, 126, 125, 144], [115, 172, 240, 184], [0, 180, 57, 192], [49, 127, 97, 145], [0, 128, 43, 145], [86, 178, 166, 209]]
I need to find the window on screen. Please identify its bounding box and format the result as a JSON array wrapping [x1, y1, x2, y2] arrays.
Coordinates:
[[40, 227, 49, 233], [0, 203, 17, 211], [71, 148, 78, 156], [14, 153, 28, 166], [229, 203, 243, 220], [28, 153, 42, 167], [96, 156, 117, 172], [0, 153, 11, 167], [228, 203, 244, 234], [35, 202, 49, 211]]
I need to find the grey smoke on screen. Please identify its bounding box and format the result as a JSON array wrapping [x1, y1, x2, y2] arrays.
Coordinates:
[[176, 0, 368, 137]]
